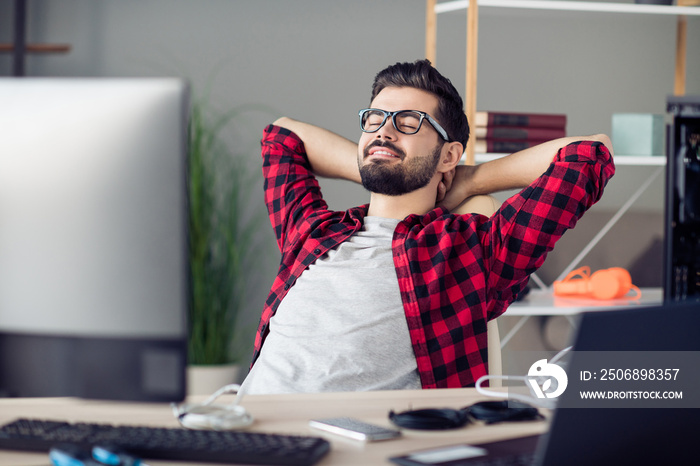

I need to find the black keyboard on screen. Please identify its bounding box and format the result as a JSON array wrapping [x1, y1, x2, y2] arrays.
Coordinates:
[[460, 453, 536, 466], [0, 418, 331, 465]]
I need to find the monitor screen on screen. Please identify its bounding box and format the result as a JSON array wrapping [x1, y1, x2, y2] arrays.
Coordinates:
[[0, 78, 189, 402]]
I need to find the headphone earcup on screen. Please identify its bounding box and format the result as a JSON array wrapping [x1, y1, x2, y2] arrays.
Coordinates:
[[606, 267, 632, 298], [588, 270, 622, 300]]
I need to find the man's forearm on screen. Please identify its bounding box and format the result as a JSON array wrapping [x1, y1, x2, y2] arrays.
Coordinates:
[[273, 117, 361, 183], [460, 134, 613, 198]]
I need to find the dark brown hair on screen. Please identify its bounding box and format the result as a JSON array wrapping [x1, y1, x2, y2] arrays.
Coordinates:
[[371, 59, 469, 148]]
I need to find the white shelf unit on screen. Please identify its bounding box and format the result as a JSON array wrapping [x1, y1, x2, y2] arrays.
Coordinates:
[[431, 0, 681, 285], [426, 0, 700, 163], [426, 1, 691, 346]]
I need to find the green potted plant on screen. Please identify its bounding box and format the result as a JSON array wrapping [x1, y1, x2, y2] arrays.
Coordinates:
[[187, 98, 268, 394]]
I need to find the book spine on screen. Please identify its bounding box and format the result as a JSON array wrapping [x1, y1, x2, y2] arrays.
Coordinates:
[[474, 126, 566, 141], [475, 139, 550, 153], [475, 111, 567, 129]]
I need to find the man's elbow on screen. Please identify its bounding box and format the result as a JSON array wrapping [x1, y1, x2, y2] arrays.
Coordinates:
[[273, 116, 294, 128], [589, 133, 613, 158]]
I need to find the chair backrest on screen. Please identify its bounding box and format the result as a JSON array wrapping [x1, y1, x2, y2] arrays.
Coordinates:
[[452, 195, 503, 384], [451, 194, 501, 219], [486, 319, 502, 383]]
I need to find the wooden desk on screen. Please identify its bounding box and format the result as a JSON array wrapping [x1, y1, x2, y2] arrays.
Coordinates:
[[0, 389, 548, 466]]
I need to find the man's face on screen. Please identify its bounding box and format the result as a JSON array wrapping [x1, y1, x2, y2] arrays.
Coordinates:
[[358, 87, 445, 196]]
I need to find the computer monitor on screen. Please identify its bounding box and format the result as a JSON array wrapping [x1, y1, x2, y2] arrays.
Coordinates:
[[0, 78, 190, 402]]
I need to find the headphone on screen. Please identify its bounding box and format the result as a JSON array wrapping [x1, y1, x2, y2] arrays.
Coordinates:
[[388, 401, 542, 430], [553, 266, 640, 300], [389, 408, 470, 430]]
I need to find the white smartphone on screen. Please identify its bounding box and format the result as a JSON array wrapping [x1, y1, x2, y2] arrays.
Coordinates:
[[309, 416, 402, 442]]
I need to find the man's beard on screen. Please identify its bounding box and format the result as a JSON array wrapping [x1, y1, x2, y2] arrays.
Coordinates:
[[359, 140, 442, 196]]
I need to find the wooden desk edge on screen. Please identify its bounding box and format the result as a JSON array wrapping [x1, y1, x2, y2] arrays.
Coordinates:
[[0, 389, 549, 466]]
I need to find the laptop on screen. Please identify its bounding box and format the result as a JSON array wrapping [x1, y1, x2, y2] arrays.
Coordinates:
[[391, 300, 700, 466]]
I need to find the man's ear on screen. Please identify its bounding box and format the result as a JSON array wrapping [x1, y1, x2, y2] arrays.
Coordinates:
[[437, 141, 464, 173]]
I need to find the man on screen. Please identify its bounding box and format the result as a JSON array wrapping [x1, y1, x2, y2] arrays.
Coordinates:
[[240, 60, 614, 394]]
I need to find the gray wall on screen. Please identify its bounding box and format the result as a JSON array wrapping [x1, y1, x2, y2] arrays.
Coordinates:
[[2, 0, 698, 359]]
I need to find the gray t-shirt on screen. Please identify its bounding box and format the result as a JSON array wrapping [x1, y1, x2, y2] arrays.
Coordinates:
[[240, 216, 421, 394]]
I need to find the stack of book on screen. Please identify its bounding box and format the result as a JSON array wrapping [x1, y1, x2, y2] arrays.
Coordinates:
[[473, 111, 567, 153]]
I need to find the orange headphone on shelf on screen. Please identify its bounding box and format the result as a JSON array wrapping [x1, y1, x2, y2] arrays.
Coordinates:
[[553, 266, 641, 300]]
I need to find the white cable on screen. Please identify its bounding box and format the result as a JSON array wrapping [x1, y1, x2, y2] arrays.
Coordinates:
[[475, 348, 573, 410], [549, 346, 572, 366], [172, 383, 254, 430], [475, 375, 556, 409]]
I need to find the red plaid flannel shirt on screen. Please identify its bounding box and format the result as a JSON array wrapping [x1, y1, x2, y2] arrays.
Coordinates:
[[253, 124, 614, 389]]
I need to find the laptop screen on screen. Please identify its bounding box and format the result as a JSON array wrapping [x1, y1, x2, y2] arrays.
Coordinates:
[[537, 301, 700, 465]]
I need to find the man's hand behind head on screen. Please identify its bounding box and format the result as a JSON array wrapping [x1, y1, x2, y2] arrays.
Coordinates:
[[437, 164, 478, 212]]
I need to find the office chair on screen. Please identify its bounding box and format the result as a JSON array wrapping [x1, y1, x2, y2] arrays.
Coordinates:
[[453, 195, 503, 385]]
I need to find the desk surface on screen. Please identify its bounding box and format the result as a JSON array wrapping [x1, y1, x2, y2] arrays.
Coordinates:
[[0, 389, 548, 466]]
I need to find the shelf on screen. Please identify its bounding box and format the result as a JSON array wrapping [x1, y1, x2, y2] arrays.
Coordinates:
[[505, 287, 663, 316], [500, 287, 663, 348], [436, 0, 700, 16], [471, 153, 667, 165], [611, 156, 667, 166]]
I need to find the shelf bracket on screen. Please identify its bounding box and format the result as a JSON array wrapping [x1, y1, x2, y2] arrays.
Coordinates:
[[554, 166, 665, 284]]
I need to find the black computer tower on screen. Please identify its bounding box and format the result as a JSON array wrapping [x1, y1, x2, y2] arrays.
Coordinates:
[[664, 95, 700, 302]]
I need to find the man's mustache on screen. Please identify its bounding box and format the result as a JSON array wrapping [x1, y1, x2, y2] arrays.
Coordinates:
[[363, 140, 406, 160]]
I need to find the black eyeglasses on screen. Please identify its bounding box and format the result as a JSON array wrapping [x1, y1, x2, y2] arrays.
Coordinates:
[[358, 108, 451, 142]]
